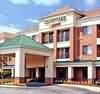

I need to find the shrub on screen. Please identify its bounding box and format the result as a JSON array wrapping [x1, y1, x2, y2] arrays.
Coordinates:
[[0, 70, 12, 78]]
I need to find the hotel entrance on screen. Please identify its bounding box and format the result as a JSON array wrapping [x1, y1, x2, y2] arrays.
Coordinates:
[[39, 67, 45, 82], [27, 67, 45, 82], [28, 68, 36, 79], [56, 67, 68, 83]]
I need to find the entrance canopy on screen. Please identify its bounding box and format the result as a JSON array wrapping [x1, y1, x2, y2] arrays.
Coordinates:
[[0, 35, 54, 85], [0, 35, 50, 52], [0, 35, 51, 56]]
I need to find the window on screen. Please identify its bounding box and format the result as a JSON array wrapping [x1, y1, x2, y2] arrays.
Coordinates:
[[63, 30, 69, 41], [48, 32, 53, 43], [83, 26, 92, 34], [42, 33, 48, 43], [32, 35, 36, 40], [97, 45, 100, 57], [58, 29, 69, 42], [42, 32, 53, 43], [63, 48, 69, 58], [83, 45, 92, 55], [57, 48, 69, 59]]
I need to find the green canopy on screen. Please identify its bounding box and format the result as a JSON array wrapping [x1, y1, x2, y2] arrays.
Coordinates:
[[0, 35, 50, 52]]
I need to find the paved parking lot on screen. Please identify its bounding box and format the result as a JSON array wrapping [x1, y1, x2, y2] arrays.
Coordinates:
[[0, 85, 99, 94]]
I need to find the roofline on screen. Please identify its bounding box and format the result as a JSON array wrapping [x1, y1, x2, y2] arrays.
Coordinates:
[[79, 15, 100, 23], [40, 9, 84, 20]]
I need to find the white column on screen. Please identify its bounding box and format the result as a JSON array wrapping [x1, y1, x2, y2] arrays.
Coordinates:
[[15, 48, 25, 84], [45, 57, 56, 78], [68, 66, 73, 80], [45, 56, 56, 84], [88, 65, 96, 80], [36, 68, 39, 78], [11, 68, 14, 78]]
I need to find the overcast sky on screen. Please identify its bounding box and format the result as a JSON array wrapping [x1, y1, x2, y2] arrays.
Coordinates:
[[0, 0, 99, 32]]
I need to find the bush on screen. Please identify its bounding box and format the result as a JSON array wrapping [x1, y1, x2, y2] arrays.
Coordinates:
[[0, 70, 12, 78]]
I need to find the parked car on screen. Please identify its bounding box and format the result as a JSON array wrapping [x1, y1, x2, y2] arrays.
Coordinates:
[[95, 79, 100, 85], [26, 79, 46, 87], [54, 78, 65, 84]]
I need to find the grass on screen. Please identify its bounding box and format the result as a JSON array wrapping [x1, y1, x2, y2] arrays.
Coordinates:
[[0, 78, 14, 85]]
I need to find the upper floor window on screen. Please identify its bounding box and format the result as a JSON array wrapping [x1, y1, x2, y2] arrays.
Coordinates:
[[63, 48, 69, 58], [83, 45, 92, 55], [97, 25, 100, 38], [42, 33, 48, 43], [97, 45, 100, 57], [63, 30, 69, 41], [57, 48, 69, 59], [48, 32, 53, 43], [58, 29, 69, 42], [32, 35, 36, 40], [83, 26, 92, 35], [42, 32, 53, 43]]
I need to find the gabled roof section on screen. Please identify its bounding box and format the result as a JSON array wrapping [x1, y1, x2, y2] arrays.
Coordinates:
[[41, 5, 83, 19], [84, 8, 100, 18], [0, 35, 50, 51]]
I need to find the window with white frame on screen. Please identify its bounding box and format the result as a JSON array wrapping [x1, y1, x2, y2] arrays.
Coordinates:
[[63, 30, 69, 41], [83, 26, 92, 34], [32, 35, 36, 40], [83, 45, 92, 55], [48, 32, 53, 43], [57, 48, 69, 59]]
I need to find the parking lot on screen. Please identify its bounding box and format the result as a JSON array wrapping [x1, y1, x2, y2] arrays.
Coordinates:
[[0, 85, 99, 94]]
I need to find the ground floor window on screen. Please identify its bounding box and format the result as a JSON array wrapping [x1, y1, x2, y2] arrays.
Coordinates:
[[96, 67, 100, 80], [56, 67, 67, 80], [73, 67, 87, 81]]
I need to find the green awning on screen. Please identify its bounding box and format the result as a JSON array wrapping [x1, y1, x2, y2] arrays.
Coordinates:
[[0, 35, 50, 52]]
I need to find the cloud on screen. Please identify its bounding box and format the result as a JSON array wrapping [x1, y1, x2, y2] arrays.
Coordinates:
[[9, 0, 61, 6], [31, 0, 61, 6], [0, 25, 20, 32], [9, 0, 30, 5], [27, 18, 39, 23], [85, 0, 96, 7]]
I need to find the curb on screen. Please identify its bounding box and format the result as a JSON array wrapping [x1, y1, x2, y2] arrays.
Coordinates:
[[57, 84, 100, 92], [0, 85, 26, 88]]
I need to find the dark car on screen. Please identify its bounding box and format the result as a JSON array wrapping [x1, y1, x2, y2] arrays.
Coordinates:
[[26, 79, 46, 87], [95, 79, 100, 85], [54, 78, 65, 84]]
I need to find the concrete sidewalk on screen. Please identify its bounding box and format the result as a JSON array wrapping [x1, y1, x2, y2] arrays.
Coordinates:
[[0, 85, 27, 88], [57, 84, 100, 92]]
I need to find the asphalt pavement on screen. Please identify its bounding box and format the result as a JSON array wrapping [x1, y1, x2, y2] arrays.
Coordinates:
[[0, 85, 99, 94]]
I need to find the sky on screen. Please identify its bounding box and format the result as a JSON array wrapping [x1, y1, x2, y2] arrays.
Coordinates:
[[0, 0, 100, 32]]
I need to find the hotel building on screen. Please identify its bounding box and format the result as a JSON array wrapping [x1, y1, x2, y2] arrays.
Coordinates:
[[0, 6, 100, 85]]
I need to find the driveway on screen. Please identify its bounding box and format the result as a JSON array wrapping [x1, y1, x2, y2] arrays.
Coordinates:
[[0, 85, 99, 94]]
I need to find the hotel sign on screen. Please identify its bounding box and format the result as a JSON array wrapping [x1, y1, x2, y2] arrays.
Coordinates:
[[45, 15, 66, 24]]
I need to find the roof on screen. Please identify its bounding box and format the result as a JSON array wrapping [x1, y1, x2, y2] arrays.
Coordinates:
[[0, 35, 50, 51], [84, 8, 100, 18], [41, 5, 83, 19]]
